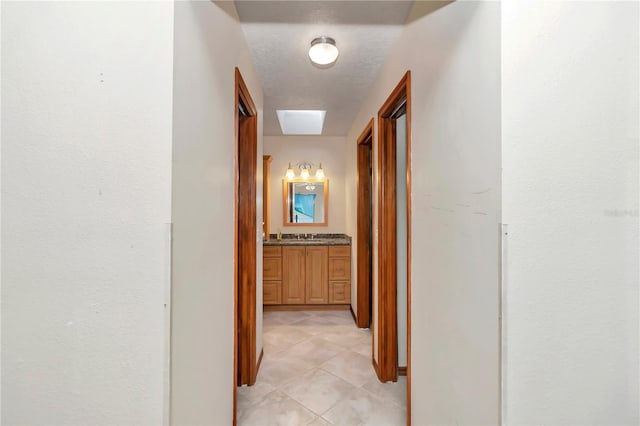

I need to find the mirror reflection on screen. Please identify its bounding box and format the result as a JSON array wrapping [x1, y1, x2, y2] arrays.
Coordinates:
[[283, 179, 328, 226]]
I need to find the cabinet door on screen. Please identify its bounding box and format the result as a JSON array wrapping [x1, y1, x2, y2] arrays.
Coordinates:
[[283, 246, 306, 304], [263, 281, 282, 305], [329, 281, 350, 304], [264, 246, 281, 258], [305, 246, 329, 304], [329, 246, 350, 257], [328, 257, 350, 281], [263, 257, 282, 281]]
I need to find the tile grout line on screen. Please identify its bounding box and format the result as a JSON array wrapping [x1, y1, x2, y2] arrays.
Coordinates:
[[242, 311, 405, 425]]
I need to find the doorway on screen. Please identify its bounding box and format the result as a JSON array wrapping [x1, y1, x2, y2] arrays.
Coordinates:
[[234, 67, 259, 396], [375, 71, 411, 413], [356, 119, 374, 329]]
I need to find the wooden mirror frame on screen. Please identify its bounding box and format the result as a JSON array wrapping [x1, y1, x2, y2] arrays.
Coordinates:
[[282, 178, 329, 227]]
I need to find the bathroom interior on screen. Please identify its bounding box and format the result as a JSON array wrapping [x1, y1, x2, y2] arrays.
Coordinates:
[[235, 121, 409, 425]]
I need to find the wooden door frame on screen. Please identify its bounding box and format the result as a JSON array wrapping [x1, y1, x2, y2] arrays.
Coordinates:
[[356, 119, 374, 329], [233, 67, 258, 424], [263, 155, 272, 241], [375, 71, 412, 425]]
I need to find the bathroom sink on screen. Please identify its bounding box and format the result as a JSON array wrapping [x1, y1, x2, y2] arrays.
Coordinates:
[[264, 235, 350, 246]]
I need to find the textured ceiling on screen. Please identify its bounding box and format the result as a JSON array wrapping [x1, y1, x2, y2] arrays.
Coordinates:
[[235, 1, 414, 136]]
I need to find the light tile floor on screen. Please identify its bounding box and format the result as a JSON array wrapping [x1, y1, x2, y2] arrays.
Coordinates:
[[237, 310, 407, 426]]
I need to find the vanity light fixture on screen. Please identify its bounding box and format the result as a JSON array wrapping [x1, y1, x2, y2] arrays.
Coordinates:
[[300, 167, 310, 179], [285, 162, 326, 180], [309, 36, 339, 66], [285, 163, 295, 180]]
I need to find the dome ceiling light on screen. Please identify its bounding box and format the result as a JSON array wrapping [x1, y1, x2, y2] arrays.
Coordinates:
[[308, 36, 339, 66]]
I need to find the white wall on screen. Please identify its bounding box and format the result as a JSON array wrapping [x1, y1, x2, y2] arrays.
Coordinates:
[[1, 2, 174, 424], [265, 136, 347, 234], [171, 1, 263, 424], [344, 1, 501, 423], [502, 2, 639, 424]]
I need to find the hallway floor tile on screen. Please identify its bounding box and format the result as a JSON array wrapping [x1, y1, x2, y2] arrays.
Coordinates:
[[237, 310, 407, 426]]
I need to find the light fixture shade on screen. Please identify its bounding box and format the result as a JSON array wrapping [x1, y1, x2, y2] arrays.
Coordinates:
[[300, 168, 310, 179], [315, 163, 325, 179], [309, 36, 339, 66], [286, 163, 295, 179]]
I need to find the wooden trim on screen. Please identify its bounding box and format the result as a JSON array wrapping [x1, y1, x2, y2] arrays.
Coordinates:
[[233, 69, 239, 426], [255, 348, 264, 382], [378, 72, 409, 120], [234, 67, 258, 397], [377, 97, 398, 383], [264, 304, 350, 312], [237, 68, 257, 115], [356, 119, 374, 329], [398, 366, 407, 377], [405, 72, 413, 426], [282, 178, 329, 227], [263, 155, 272, 241], [376, 70, 411, 399]]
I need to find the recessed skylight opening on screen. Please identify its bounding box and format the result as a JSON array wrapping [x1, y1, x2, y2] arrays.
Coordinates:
[[276, 110, 326, 135]]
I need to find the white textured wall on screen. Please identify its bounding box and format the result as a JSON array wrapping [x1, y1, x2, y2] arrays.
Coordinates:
[[264, 136, 347, 234], [502, 2, 639, 424], [344, 1, 501, 423], [1, 2, 173, 424], [171, 1, 263, 424]]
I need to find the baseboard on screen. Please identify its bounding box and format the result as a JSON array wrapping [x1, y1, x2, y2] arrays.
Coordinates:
[[264, 304, 350, 311], [349, 305, 357, 324], [398, 366, 407, 376]]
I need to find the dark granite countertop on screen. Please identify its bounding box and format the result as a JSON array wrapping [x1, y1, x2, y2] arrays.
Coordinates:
[[264, 233, 351, 246]]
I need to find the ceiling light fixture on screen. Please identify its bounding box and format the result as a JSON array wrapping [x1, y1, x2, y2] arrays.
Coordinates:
[[308, 36, 339, 66]]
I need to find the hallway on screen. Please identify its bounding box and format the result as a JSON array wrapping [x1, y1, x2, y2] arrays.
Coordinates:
[[237, 311, 406, 425], [3, 1, 638, 425]]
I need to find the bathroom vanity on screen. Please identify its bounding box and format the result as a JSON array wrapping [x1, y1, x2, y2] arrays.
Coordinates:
[[263, 234, 351, 307]]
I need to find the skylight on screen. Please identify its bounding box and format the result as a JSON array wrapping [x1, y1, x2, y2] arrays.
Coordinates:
[[276, 110, 326, 135]]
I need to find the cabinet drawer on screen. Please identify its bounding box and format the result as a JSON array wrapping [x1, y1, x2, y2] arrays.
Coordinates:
[[329, 281, 350, 304], [263, 257, 282, 281], [264, 246, 282, 258], [328, 257, 350, 281], [263, 281, 282, 305], [329, 246, 350, 258]]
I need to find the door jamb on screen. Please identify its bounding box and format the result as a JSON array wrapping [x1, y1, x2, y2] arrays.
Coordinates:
[[233, 67, 258, 425], [356, 119, 374, 329], [375, 71, 412, 425]]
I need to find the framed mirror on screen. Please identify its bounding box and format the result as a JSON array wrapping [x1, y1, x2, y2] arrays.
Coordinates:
[[282, 178, 328, 226]]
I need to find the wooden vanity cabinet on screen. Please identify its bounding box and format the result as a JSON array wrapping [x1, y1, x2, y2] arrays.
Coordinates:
[[305, 246, 329, 304], [263, 246, 282, 304], [282, 246, 307, 304], [282, 246, 329, 304], [263, 244, 350, 306], [328, 246, 351, 304]]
